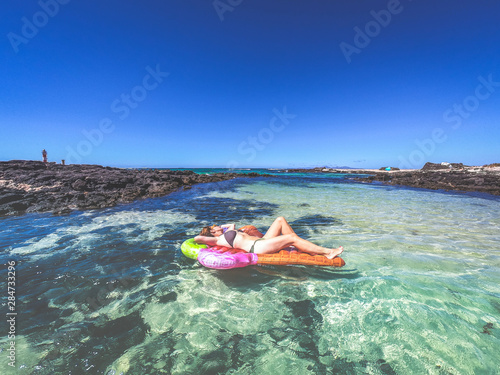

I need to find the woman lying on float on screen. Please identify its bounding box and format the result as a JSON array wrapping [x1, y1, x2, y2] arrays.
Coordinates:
[[195, 216, 344, 259]]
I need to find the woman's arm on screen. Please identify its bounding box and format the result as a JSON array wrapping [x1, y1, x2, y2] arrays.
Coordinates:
[[220, 223, 235, 231], [194, 235, 218, 247]]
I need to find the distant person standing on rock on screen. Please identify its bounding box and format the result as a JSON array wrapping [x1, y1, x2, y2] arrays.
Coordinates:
[[42, 149, 48, 163]]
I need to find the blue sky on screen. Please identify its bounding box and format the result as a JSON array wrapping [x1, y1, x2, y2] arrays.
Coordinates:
[[1, 0, 499, 168]]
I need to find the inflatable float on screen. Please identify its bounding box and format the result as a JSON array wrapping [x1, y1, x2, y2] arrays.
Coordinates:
[[181, 227, 345, 270], [196, 246, 345, 269]]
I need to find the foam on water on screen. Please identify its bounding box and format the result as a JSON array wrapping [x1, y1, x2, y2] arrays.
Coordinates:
[[8, 209, 196, 259], [0, 174, 499, 374]]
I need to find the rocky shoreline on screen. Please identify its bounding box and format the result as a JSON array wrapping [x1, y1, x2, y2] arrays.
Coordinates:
[[287, 163, 500, 196], [0, 161, 265, 216], [2, 161, 498, 217]]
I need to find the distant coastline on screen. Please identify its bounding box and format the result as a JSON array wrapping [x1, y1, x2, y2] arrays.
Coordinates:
[[286, 163, 500, 196]]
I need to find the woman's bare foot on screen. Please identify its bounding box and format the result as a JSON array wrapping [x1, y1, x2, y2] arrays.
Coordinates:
[[326, 246, 344, 259]]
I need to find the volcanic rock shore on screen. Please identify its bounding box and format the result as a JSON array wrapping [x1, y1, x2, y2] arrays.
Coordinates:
[[0, 160, 264, 216], [354, 166, 500, 196], [288, 163, 500, 196]]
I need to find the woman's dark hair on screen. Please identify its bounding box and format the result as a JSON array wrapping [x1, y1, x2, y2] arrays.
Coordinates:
[[200, 225, 216, 237]]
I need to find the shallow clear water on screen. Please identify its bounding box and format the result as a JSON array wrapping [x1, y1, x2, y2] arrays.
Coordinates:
[[0, 173, 499, 374]]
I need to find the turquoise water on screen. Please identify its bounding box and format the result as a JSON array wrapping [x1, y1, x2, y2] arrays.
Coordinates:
[[0, 172, 499, 374]]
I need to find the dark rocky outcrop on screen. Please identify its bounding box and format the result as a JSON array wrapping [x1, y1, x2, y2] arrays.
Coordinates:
[[279, 163, 500, 196], [0, 160, 266, 216], [355, 164, 500, 196], [421, 162, 467, 170]]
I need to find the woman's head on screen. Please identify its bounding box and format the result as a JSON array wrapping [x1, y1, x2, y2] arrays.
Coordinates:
[[200, 225, 223, 237]]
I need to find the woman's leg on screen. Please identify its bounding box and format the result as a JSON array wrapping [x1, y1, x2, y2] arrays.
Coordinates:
[[253, 233, 344, 259], [263, 216, 297, 238]]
